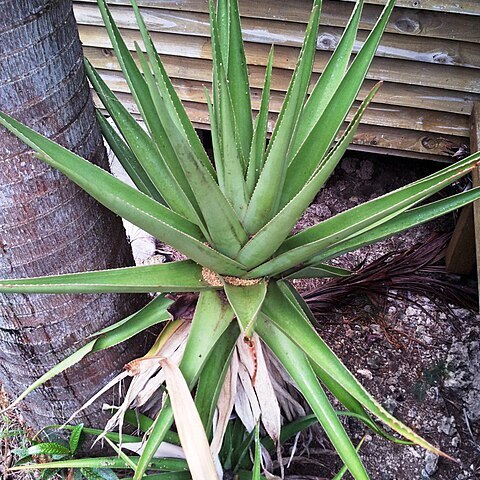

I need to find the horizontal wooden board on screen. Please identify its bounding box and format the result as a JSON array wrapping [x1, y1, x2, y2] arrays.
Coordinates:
[[338, 0, 480, 16], [93, 90, 467, 160], [76, 0, 480, 19], [95, 68, 470, 137], [78, 26, 480, 94], [74, 4, 480, 69], [85, 46, 480, 116]]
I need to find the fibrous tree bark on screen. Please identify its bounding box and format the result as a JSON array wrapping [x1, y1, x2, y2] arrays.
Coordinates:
[[0, 0, 148, 429]]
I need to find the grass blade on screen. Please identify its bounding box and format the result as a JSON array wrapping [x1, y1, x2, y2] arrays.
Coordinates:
[[10, 457, 188, 472]]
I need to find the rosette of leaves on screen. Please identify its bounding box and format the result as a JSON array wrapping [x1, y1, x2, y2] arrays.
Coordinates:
[[1, 0, 479, 478]]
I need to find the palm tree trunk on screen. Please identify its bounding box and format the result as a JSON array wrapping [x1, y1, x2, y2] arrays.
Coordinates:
[[0, 0, 148, 429]]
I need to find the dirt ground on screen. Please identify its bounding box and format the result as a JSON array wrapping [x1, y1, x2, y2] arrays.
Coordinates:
[[286, 155, 480, 479]]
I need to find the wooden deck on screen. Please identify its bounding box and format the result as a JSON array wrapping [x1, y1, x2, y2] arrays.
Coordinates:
[[73, 0, 480, 161]]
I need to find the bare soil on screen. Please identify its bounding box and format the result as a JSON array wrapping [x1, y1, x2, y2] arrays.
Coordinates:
[[287, 155, 480, 479]]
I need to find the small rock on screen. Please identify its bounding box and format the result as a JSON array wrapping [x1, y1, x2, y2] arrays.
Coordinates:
[[423, 451, 439, 477], [357, 368, 373, 380], [451, 436, 460, 448], [437, 415, 457, 436], [340, 157, 358, 173], [406, 306, 419, 317], [367, 355, 382, 370], [382, 396, 398, 415], [358, 160, 374, 180]]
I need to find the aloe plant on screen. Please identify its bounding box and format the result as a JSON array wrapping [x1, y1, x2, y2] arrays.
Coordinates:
[[1, 0, 479, 478]]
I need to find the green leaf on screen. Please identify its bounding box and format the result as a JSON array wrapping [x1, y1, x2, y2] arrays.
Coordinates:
[[96, 0, 208, 227], [7, 296, 172, 409], [247, 151, 480, 278], [224, 0, 254, 163], [224, 279, 268, 336], [10, 457, 188, 472], [123, 411, 180, 445], [132, 28, 248, 254], [308, 186, 480, 267], [124, 474, 191, 480], [262, 282, 448, 457], [130, 0, 215, 180], [243, 1, 322, 233], [261, 415, 318, 452], [51, 425, 141, 446], [133, 291, 235, 480], [246, 46, 274, 197], [289, 0, 365, 157], [69, 424, 84, 454], [257, 311, 369, 480], [195, 321, 240, 438], [252, 422, 261, 480], [237, 83, 381, 268], [0, 110, 247, 276], [85, 61, 200, 225], [0, 261, 212, 294], [134, 45, 249, 255], [95, 110, 163, 203], [209, 0, 249, 217], [282, 0, 395, 205], [81, 468, 107, 480], [332, 438, 366, 480], [24, 443, 71, 457], [284, 264, 351, 280]]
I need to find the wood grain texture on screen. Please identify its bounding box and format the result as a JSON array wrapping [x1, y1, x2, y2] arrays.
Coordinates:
[[96, 91, 465, 159], [78, 26, 480, 94], [73, 5, 480, 68], [75, 0, 480, 20], [75, 0, 479, 160], [85, 46, 479, 116], [95, 68, 470, 137]]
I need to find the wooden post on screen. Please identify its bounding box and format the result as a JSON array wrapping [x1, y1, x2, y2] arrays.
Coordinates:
[[470, 103, 480, 308], [445, 102, 480, 308]]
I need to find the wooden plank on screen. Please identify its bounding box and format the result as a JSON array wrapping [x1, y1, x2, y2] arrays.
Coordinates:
[[339, 0, 480, 16], [75, 0, 480, 19], [446, 205, 476, 275], [78, 26, 480, 94], [84, 46, 480, 116], [446, 103, 480, 283], [74, 5, 480, 69], [472, 104, 480, 306], [96, 68, 470, 137], [74, 1, 480, 44], [93, 91, 467, 158]]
